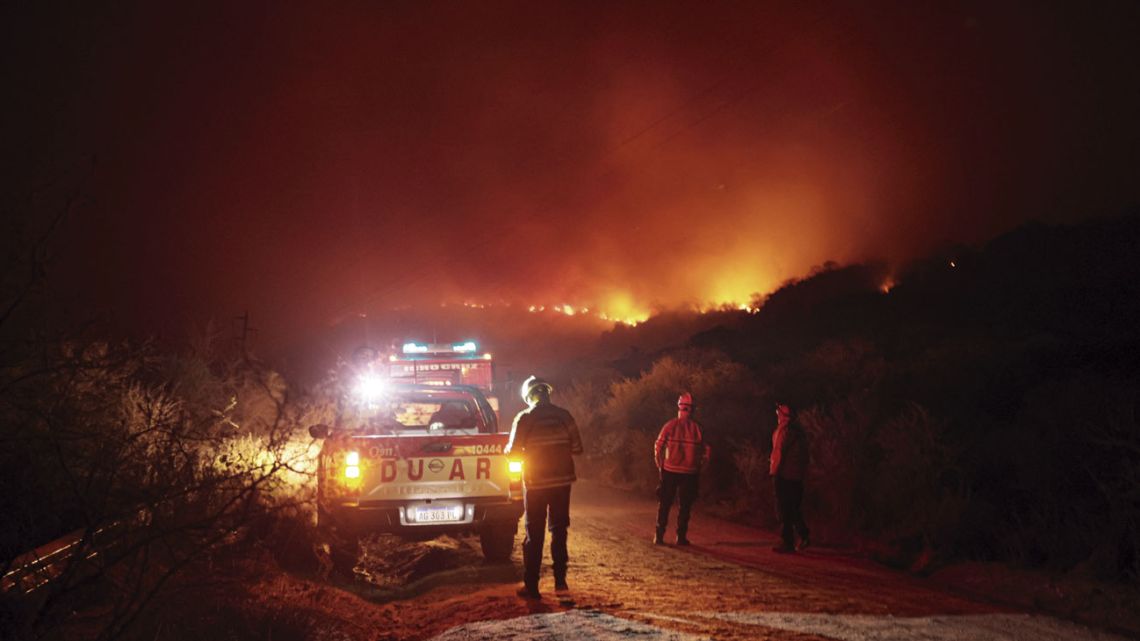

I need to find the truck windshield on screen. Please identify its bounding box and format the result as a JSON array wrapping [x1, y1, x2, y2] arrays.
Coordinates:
[[347, 395, 483, 434]]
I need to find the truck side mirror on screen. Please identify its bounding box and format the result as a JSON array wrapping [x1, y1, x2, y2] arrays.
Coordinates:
[[308, 424, 330, 439]]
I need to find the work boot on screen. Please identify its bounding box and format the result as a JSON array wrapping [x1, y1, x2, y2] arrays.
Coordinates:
[[797, 534, 810, 551], [772, 544, 795, 554], [516, 584, 541, 599], [653, 529, 665, 545], [555, 579, 569, 592], [676, 536, 691, 546]]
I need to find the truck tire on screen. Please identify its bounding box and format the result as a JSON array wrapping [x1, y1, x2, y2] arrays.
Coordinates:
[[479, 521, 517, 562]]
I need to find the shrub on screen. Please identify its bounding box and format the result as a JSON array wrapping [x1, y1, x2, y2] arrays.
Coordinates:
[[607, 352, 760, 486], [985, 375, 1140, 580], [0, 338, 319, 639], [863, 403, 967, 553]]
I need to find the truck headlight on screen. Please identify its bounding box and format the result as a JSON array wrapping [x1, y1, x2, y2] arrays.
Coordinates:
[[353, 374, 387, 404], [508, 460, 522, 474]]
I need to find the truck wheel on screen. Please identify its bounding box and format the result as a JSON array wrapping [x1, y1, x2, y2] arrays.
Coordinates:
[[479, 521, 517, 562]]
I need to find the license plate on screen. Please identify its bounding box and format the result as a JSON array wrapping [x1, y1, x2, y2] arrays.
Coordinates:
[[414, 505, 463, 522]]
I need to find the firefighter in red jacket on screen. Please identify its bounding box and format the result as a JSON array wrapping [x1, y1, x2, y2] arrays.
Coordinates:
[[770, 402, 810, 553], [653, 392, 710, 545], [506, 376, 583, 599]]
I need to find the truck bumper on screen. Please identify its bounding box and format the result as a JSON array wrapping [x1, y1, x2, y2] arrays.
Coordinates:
[[321, 497, 523, 535]]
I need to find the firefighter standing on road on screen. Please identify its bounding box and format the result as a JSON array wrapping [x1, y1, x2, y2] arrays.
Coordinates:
[[506, 375, 583, 599], [770, 403, 810, 553], [654, 392, 710, 545]]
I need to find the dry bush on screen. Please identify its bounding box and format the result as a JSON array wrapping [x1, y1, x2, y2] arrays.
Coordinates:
[[559, 374, 614, 451], [798, 397, 966, 564], [798, 397, 873, 542], [0, 338, 322, 640], [990, 376, 1140, 580], [864, 403, 967, 557], [575, 428, 659, 492], [1086, 388, 1140, 581], [728, 438, 777, 524], [578, 350, 765, 495]]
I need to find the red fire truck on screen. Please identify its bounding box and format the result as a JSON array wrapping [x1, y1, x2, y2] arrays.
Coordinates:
[[383, 341, 498, 409]]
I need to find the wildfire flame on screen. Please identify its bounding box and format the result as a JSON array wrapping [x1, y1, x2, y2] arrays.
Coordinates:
[[432, 281, 777, 327], [432, 285, 772, 326], [512, 293, 652, 326]]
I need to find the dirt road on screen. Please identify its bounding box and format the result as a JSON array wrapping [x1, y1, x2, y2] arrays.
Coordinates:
[[235, 482, 1130, 641]]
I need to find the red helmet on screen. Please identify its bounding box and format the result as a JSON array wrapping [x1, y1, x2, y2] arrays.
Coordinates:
[[677, 392, 693, 411]]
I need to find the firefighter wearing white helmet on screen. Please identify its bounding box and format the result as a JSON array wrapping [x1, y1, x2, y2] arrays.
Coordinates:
[[506, 375, 583, 599], [653, 392, 710, 545]]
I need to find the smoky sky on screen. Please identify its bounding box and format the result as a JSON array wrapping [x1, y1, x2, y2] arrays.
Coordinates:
[[5, 1, 1140, 350]]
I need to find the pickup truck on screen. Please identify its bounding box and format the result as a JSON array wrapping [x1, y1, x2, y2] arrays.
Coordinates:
[[310, 384, 522, 561]]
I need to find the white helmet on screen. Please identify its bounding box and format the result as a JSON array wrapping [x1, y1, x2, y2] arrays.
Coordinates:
[[520, 375, 553, 403]]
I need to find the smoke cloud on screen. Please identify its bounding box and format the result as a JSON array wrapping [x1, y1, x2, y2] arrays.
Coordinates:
[[7, 1, 1138, 350]]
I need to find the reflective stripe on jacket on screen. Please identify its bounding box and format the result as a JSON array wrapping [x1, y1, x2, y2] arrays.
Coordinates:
[[506, 401, 583, 490], [654, 416, 708, 475]]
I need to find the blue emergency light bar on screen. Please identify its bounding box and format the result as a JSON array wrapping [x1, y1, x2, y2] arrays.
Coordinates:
[[401, 341, 479, 355]]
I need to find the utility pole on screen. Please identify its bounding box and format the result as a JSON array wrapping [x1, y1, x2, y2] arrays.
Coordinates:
[[234, 311, 258, 358]]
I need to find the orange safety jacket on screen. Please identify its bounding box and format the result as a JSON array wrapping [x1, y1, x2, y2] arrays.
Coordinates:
[[654, 414, 709, 474]]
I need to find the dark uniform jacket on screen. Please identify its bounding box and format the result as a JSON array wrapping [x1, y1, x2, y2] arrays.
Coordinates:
[[506, 401, 583, 490], [770, 421, 809, 481]]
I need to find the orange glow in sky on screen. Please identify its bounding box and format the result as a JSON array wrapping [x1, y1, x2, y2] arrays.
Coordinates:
[[26, 1, 1140, 351]]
